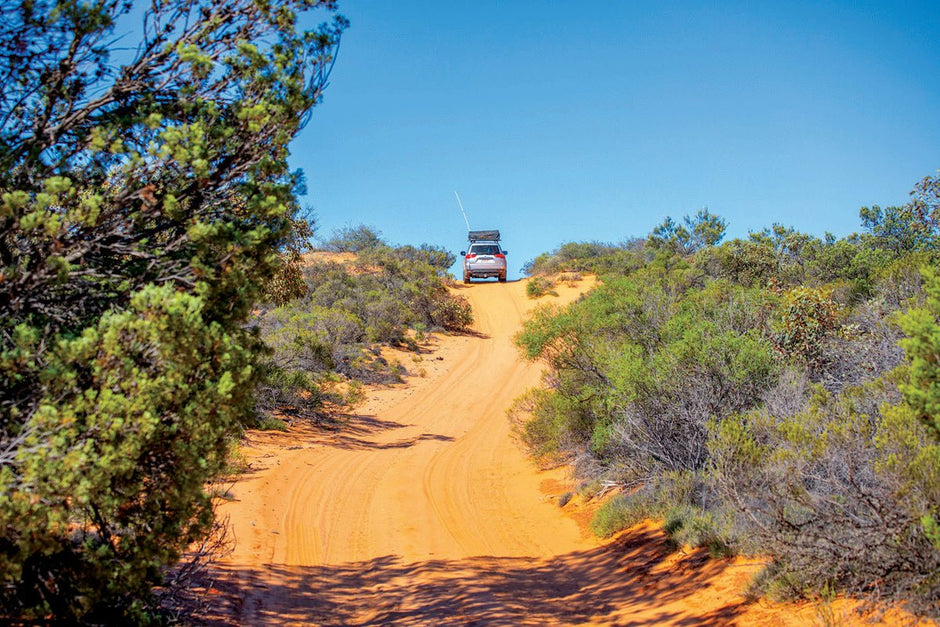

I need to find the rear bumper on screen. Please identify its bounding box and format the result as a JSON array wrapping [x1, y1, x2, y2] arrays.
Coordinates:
[[467, 269, 504, 279]]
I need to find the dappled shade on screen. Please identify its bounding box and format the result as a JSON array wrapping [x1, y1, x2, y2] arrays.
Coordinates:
[[205, 529, 750, 626]]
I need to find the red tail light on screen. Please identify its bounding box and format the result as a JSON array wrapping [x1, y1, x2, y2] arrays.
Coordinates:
[[466, 254, 476, 259], [495, 254, 505, 259]]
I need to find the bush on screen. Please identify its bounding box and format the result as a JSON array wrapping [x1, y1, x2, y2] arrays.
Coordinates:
[[508, 389, 585, 466], [324, 225, 384, 252], [253, 239, 474, 424], [516, 270, 778, 482], [526, 277, 557, 298], [512, 175, 940, 619], [257, 417, 289, 431], [522, 239, 646, 276], [300, 242, 474, 337], [0, 0, 344, 619], [431, 292, 474, 330], [708, 380, 940, 613], [662, 506, 734, 558], [591, 495, 650, 538], [770, 286, 841, 373]]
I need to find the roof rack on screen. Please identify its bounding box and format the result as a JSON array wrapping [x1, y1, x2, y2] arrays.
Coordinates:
[[468, 229, 500, 242]]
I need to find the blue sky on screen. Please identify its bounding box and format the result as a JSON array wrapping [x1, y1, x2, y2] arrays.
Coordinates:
[[293, 1, 939, 278]]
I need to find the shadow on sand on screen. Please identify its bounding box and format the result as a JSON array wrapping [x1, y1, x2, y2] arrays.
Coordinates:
[[310, 413, 454, 452], [202, 527, 751, 626]]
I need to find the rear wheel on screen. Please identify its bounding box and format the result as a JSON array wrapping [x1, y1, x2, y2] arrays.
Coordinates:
[[463, 272, 471, 284], [498, 273, 507, 283]]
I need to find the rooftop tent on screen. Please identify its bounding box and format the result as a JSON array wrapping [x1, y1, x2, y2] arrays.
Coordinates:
[[468, 229, 500, 242]]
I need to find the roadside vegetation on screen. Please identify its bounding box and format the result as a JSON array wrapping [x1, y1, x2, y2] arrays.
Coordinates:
[[0, 0, 473, 617], [254, 225, 473, 425], [515, 174, 940, 617], [2, 0, 934, 621], [0, 0, 351, 621]]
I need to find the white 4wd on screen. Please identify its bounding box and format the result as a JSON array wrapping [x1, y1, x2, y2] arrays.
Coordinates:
[[461, 230, 508, 283]]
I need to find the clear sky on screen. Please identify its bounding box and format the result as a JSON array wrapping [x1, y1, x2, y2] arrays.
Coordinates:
[[293, 1, 940, 278]]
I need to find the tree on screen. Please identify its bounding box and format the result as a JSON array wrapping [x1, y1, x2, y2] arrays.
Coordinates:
[[0, 0, 345, 620], [898, 267, 940, 549], [325, 224, 384, 252], [771, 286, 840, 373], [264, 208, 318, 305], [899, 267, 940, 441], [859, 173, 940, 255], [648, 208, 727, 255]]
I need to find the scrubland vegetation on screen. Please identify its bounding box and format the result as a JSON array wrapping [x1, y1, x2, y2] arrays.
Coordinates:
[[0, 0, 363, 621], [2, 0, 936, 620], [515, 174, 940, 616], [254, 226, 473, 426], [0, 0, 466, 618], [0, 0, 469, 602]]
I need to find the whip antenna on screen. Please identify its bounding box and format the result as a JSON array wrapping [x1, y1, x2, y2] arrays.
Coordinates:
[[454, 191, 471, 231]]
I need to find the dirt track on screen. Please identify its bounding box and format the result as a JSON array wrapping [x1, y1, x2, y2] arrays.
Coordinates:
[[209, 279, 843, 626]]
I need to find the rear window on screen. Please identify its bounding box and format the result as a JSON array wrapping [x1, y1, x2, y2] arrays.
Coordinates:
[[470, 244, 501, 255]]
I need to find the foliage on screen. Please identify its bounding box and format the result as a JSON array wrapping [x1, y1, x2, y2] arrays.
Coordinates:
[[324, 224, 384, 252], [515, 267, 778, 481], [508, 387, 585, 466], [859, 174, 940, 256], [255, 235, 473, 416], [708, 379, 940, 612], [696, 231, 895, 302], [589, 473, 689, 539], [514, 172, 940, 616], [257, 416, 289, 431], [431, 291, 474, 330], [696, 238, 781, 287], [897, 267, 940, 548], [590, 493, 652, 538], [522, 239, 646, 277], [263, 211, 317, 305], [898, 267, 940, 442], [648, 208, 728, 255], [380, 243, 457, 274], [526, 276, 557, 298], [298, 239, 472, 340], [770, 286, 840, 372], [0, 0, 344, 620], [860, 204, 936, 255]]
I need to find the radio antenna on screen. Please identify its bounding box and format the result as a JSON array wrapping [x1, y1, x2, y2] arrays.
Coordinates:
[[454, 191, 471, 231]]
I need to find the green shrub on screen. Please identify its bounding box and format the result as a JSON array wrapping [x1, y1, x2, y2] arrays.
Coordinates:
[[0, 0, 346, 616], [662, 506, 734, 557], [707, 379, 940, 614], [771, 286, 840, 371], [591, 495, 649, 538], [431, 291, 474, 330], [513, 176, 940, 618], [648, 209, 728, 256], [256, 417, 289, 431], [899, 266, 940, 442], [522, 239, 646, 276], [526, 276, 558, 298], [507, 389, 584, 464], [516, 270, 778, 479], [254, 238, 474, 424], [324, 225, 384, 252]]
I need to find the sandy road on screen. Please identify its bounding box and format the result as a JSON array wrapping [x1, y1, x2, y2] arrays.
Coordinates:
[[208, 279, 830, 626], [274, 280, 586, 565]]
